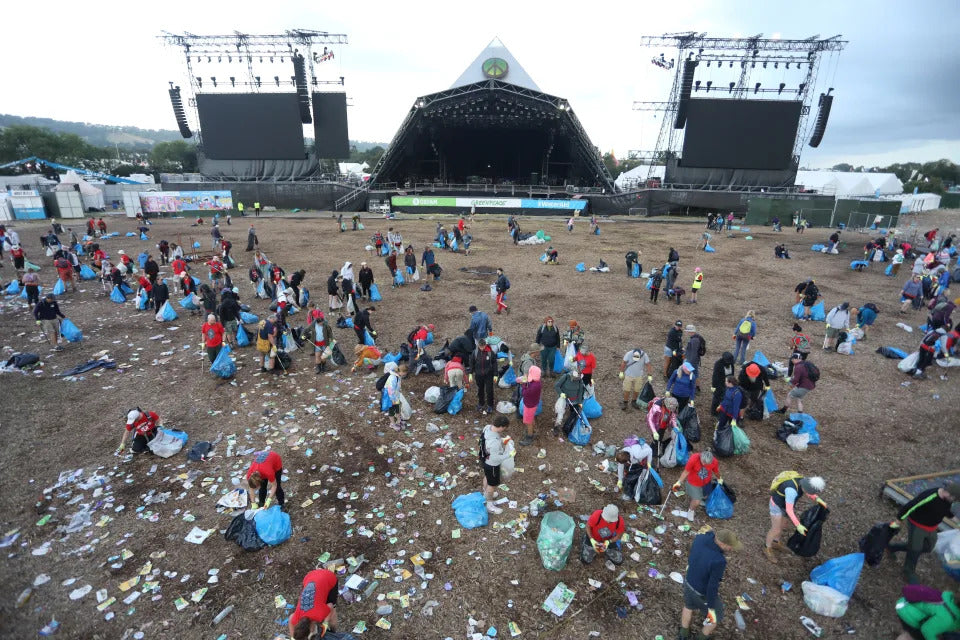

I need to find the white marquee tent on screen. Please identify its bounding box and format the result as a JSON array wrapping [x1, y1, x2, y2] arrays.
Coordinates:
[[795, 170, 903, 197], [58, 171, 105, 210]]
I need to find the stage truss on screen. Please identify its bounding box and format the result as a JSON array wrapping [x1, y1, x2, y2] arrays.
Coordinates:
[[629, 32, 846, 183]]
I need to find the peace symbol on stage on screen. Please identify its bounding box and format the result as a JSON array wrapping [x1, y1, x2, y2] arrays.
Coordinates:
[[482, 58, 509, 79]]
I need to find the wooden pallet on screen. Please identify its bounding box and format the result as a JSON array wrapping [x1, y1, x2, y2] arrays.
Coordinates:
[[883, 469, 960, 531]]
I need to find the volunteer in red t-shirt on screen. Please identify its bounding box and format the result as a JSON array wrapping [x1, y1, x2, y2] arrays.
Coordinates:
[[582, 504, 625, 565], [575, 346, 598, 386], [246, 450, 285, 509], [201, 314, 225, 363], [671, 451, 724, 522], [117, 408, 160, 455], [171, 257, 187, 277], [118, 250, 132, 274], [288, 569, 339, 639]]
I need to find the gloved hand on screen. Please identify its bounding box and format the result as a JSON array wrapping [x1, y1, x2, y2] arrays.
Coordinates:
[[114, 444, 125, 455], [469, 374, 474, 383], [371, 330, 377, 337], [647, 375, 653, 382], [493, 376, 499, 384], [710, 387, 715, 393], [672, 351, 677, 356], [764, 385, 770, 391], [717, 478, 724, 485], [617, 480, 623, 490], [618, 372, 624, 379], [36, 320, 42, 325], [689, 401, 694, 408], [706, 609, 717, 625], [796, 524, 808, 536], [671, 483, 681, 492], [816, 498, 827, 508], [664, 391, 671, 397], [889, 520, 901, 529], [731, 419, 737, 427], [263, 498, 272, 509], [652, 431, 660, 441], [560, 393, 566, 400]]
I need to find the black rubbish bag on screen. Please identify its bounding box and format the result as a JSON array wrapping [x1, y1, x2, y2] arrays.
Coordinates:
[[275, 350, 292, 370], [634, 469, 662, 505], [713, 424, 734, 458], [859, 522, 896, 567], [434, 386, 458, 413], [188, 441, 213, 461], [6, 353, 40, 369], [331, 344, 346, 366], [678, 405, 701, 442], [225, 513, 266, 551], [638, 380, 655, 406], [776, 419, 802, 443], [622, 465, 644, 499], [787, 504, 830, 557]]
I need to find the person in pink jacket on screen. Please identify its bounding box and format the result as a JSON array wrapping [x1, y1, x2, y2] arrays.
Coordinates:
[[646, 396, 679, 446], [443, 355, 466, 389]]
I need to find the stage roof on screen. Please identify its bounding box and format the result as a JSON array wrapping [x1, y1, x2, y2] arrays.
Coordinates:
[[451, 38, 541, 92]]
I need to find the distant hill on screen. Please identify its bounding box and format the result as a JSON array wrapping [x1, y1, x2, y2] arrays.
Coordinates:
[[0, 113, 388, 152]]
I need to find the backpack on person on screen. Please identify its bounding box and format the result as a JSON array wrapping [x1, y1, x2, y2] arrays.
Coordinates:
[[737, 319, 753, 337], [501, 276, 510, 290], [802, 361, 820, 383], [770, 470, 803, 492], [375, 372, 390, 391], [478, 431, 490, 465]]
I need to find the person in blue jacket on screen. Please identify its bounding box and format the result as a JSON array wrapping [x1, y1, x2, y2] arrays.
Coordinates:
[[679, 529, 742, 640], [714, 376, 744, 431], [666, 361, 697, 411], [856, 303, 879, 340], [732, 311, 757, 365]]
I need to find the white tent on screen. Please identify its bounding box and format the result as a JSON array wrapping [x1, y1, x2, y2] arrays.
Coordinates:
[[615, 165, 665, 191], [796, 170, 902, 197], [338, 162, 369, 176], [884, 193, 942, 213], [58, 171, 105, 211]]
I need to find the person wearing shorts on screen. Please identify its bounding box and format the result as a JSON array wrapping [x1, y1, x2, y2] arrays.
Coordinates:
[[307, 309, 334, 373], [680, 529, 741, 640], [518, 366, 542, 447], [778, 354, 815, 414], [671, 451, 722, 521], [765, 474, 826, 564], [619, 347, 650, 410], [480, 415, 511, 514]]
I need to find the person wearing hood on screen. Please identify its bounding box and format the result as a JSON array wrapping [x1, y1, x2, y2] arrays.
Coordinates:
[[480, 415, 512, 514], [912, 326, 948, 379], [518, 343, 540, 379], [382, 362, 406, 430], [684, 324, 706, 371], [710, 352, 736, 414], [666, 362, 697, 411], [518, 366, 542, 446], [327, 270, 343, 315], [737, 362, 770, 418], [357, 262, 374, 300], [765, 474, 826, 564], [824, 302, 852, 350], [340, 262, 358, 313], [469, 337, 498, 415]]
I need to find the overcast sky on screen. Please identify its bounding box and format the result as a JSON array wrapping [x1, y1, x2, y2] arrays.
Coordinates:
[[1, 0, 957, 168]]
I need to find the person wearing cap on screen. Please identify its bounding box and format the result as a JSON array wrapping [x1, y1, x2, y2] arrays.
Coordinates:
[[518, 343, 540, 379], [690, 267, 703, 303], [468, 305, 493, 342], [647, 395, 679, 445], [117, 408, 161, 455], [666, 361, 697, 412], [33, 293, 66, 351], [664, 319, 685, 378], [824, 302, 852, 350], [732, 311, 757, 365], [201, 314, 225, 364], [709, 352, 736, 414], [288, 569, 339, 639], [246, 450, 285, 509], [684, 325, 706, 372], [581, 504, 625, 565], [615, 439, 653, 499], [765, 473, 826, 563], [535, 316, 561, 376], [308, 309, 335, 373], [714, 375, 744, 431], [619, 347, 651, 410], [480, 415, 512, 514], [357, 262, 374, 300], [518, 366, 542, 446], [574, 345, 597, 386], [787, 323, 811, 376], [494, 267, 510, 314], [117, 249, 133, 275], [469, 337, 498, 415], [737, 361, 770, 419], [672, 451, 723, 521], [888, 484, 960, 583], [890, 247, 905, 276], [562, 320, 585, 354], [679, 528, 741, 640], [555, 368, 587, 437]]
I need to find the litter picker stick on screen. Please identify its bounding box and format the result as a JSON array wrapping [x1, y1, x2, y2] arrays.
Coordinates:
[[658, 487, 673, 518]]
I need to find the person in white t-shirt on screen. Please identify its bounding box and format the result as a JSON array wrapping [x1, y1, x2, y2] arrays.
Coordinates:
[[615, 440, 653, 501], [618, 348, 650, 410]]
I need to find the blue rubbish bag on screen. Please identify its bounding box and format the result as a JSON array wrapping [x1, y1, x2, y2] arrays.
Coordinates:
[[674, 427, 690, 465], [792, 302, 805, 318], [60, 318, 83, 342], [394, 270, 405, 286], [240, 311, 259, 324], [706, 484, 735, 519], [582, 395, 603, 419], [79, 264, 97, 280], [646, 277, 653, 290], [575, 262, 586, 272], [752, 350, 770, 367], [161, 428, 188, 445], [568, 415, 592, 445], [364, 328, 376, 346], [381, 244, 389, 256], [810, 301, 826, 321], [253, 505, 292, 546], [5, 280, 19, 295], [884, 264, 894, 276], [380, 387, 393, 412], [157, 301, 178, 321], [425, 331, 434, 345], [381, 352, 401, 364], [110, 286, 126, 303], [210, 344, 236, 378], [236, 324, 251, 347], [811, 244, 825, 251], [631, 262, 640, 278], [180, 294, 200, 310], [447, 388, 465, 415], [790, 413, 820, 444], [137, 289, 149, 310], [810, 553, 865, 597], [519, 399, 544, 416], [850, 260, 869, 270], [125, 231, 136, 237], [369, 283, 383, 301], [256, 280, 267, 298], [52, 279, 66, 296], [19, 286, 29, 299], [553, 349, 564, 373], [138, 252, 148, 269], [343, 317, 354, 328], [540, 253, 548, 263], [764, 389, 779, 413], [648, 465, 664, 488], [139, 232, 148, 240], [452, 492, 489, 529], [502, 365, 517, 386], [192, 241, 201, 249], [704, 243, 716, 253], [120, 282, 134, 296]]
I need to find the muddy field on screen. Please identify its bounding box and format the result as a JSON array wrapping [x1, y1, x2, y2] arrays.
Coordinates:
[[0, 209, 958, 640]]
